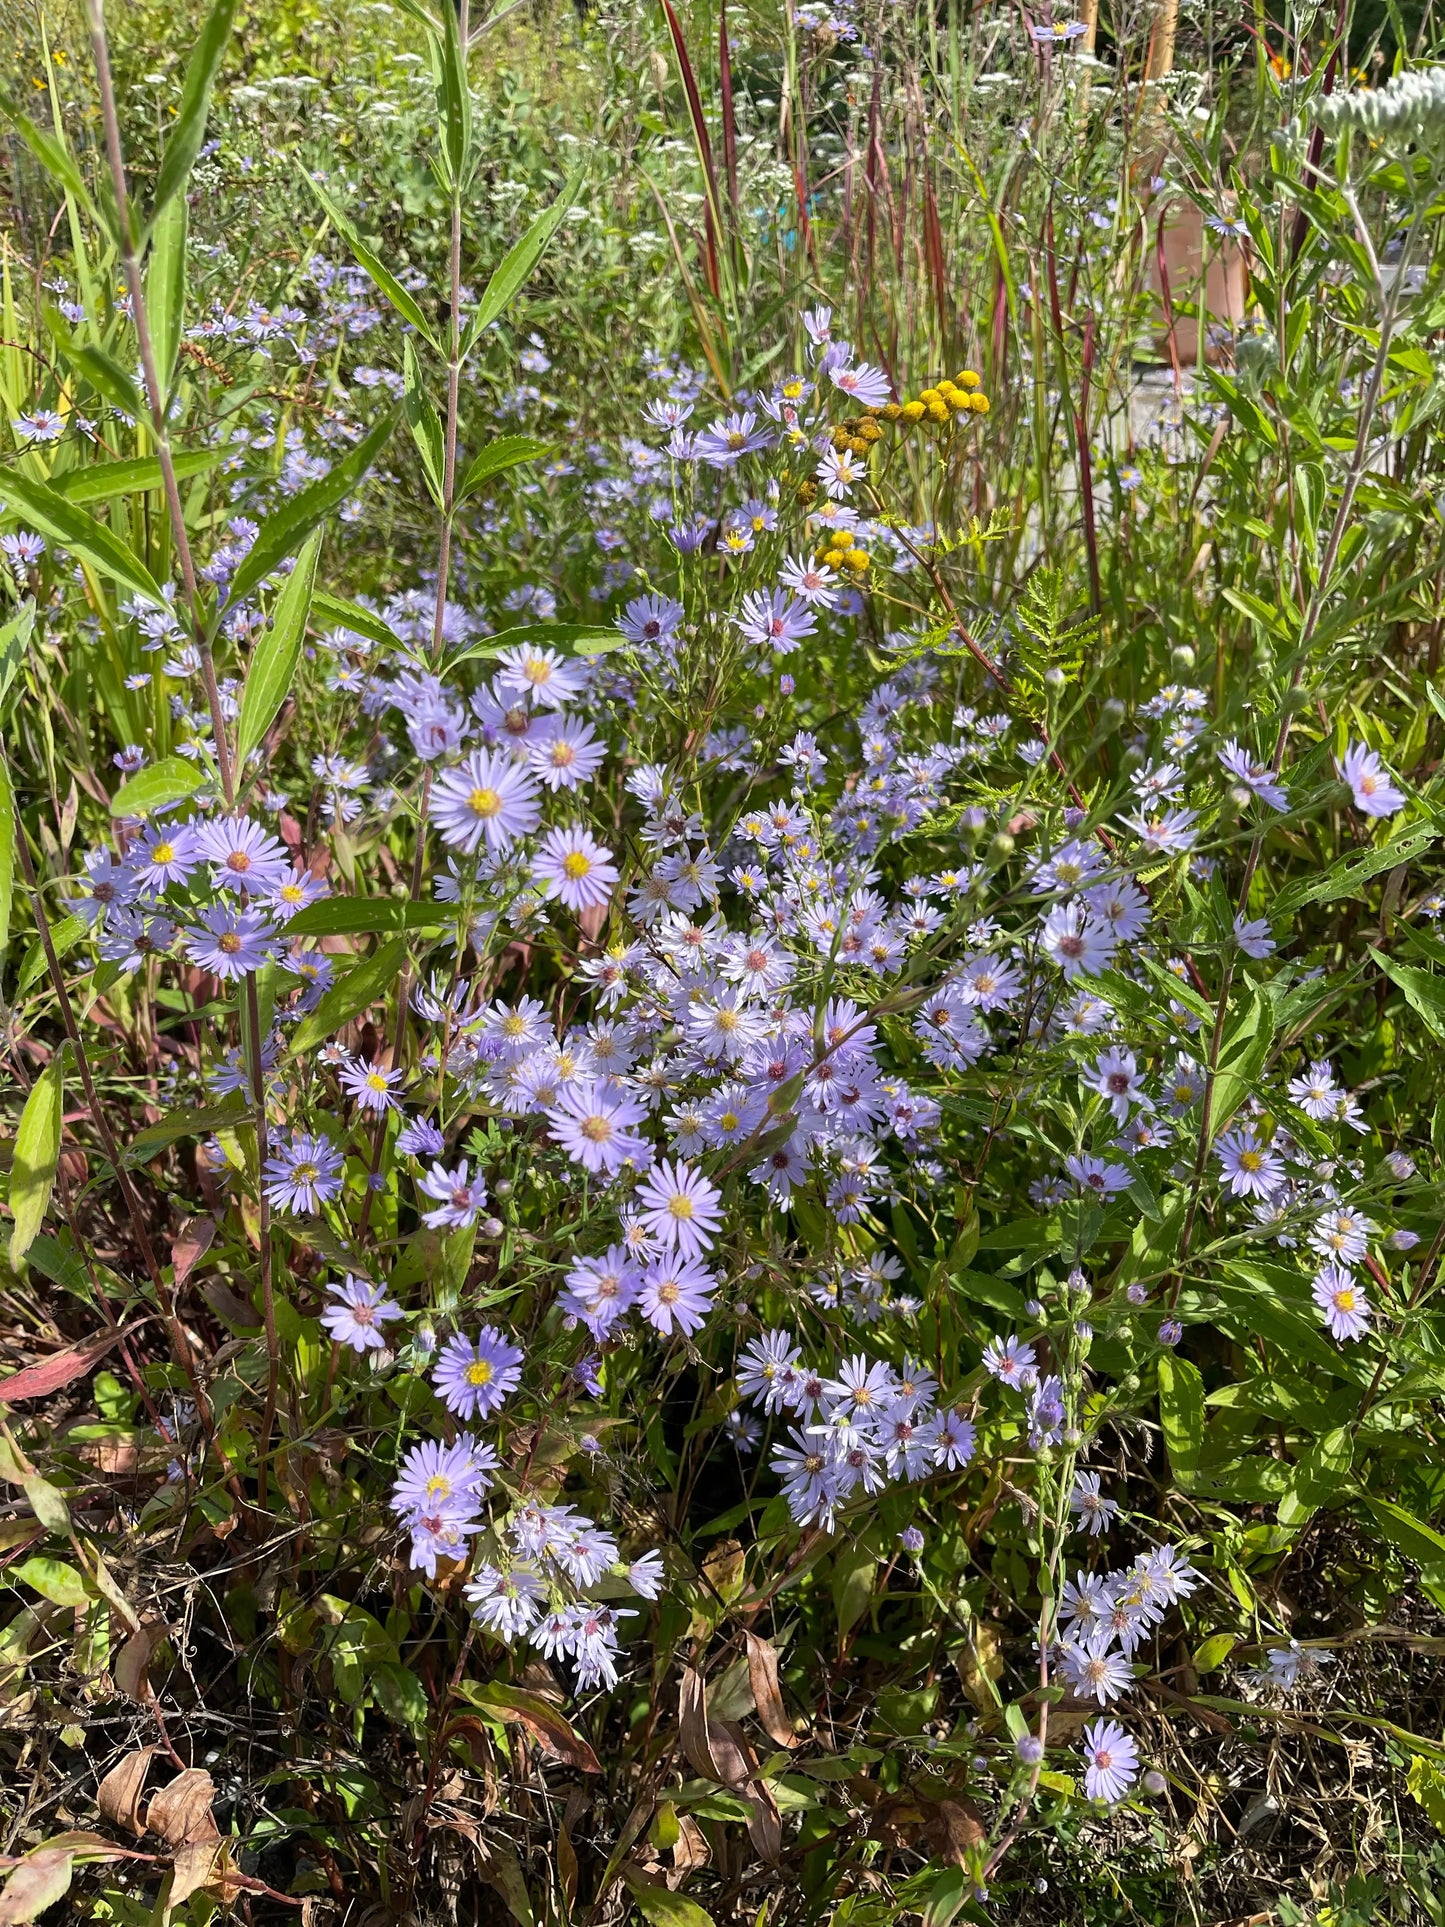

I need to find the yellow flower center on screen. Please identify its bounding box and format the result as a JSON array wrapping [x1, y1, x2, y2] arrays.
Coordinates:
[[465, 1359, 494, 1386], [667, 1194, 694, 1221], [468, 786, 502, 819], [1239, 1149, 1263, 1172], [219, 931, 242, 954], [581, 1115, 612, 1143], [154, 842, 175, 865], [561, 851, 592, 880]]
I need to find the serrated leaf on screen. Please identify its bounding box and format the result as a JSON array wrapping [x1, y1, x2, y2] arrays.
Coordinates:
[[455, 434, 551, 504], [403, 337, 446, 507], [282, 898, 448, 938], [237, 526, 321, 765], [226, 410, 397, 608], [144, 193, 187, 400], [9, 1050, 63, 1264], [1272, 827, 1435, 916], [0, 1847, 75, 1925], [463, 170, 584, 357], [0, 470, 166, 608], [288, 936, 405, 1057], [110, 756, 205, 818], [304, 175, 440, 352], [150, 0, 239, 226], [50, 449, 221, 504]]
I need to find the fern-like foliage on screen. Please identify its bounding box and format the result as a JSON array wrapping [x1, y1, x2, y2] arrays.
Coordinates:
[[1010, 568, 1098, 721]]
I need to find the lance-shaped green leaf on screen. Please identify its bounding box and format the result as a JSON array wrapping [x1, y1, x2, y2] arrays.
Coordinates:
[[44, 311, 144, 423], [436, 0, 474, 188], [0, 602, 35, 714], [283, 898, 448, 938], [16, 916, 82, 999], [9, 1048, 64, 1264], [305, 175, 440, 353], [226, 410, 397, 608], [289, 936, 406, 1057], [237, 525, 322, 766], [0, 758, 13, 958], [111, 755, 205, 819], [12, 116, 102, 233], [149, 0, 239, 228], [125, 1101, 247, 1166], [51, 448, 221, 505], [311, 591, 407, 656], [455, 434, 552, 506], [403, 338, 446, 507], [462, 170, 584, 359], [145, 194, 188, 400], [448, 620, 625, 668], [0, 470, 166, 608]]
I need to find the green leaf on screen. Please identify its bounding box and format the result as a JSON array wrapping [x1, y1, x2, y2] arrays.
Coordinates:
[[288, 936, 405, 1057], [922, 1868, 970, 1927], [1371, 950, 1445, 1041], [463, 170, 584, 357], [144, 193, 188, 401], [1272, 826, 1436, 916], [456, 434, 551, 505], [150, 0, 239, 225], [0, 470, 166, 608], [12, 116, 101, 231], [9, 1050, 63, 1264], [1279, 1426, 1352, 1529], [1365, 1498, 1445, 1577], [310, 591, 409, 655], [16, 917, 82, 999], [50, 448, 221, 504], [237, 526, 321, 766], [21, 1474, 71, 1535], [124, 1101, 246, 1166], [436, 0, 474, 187], [283, 898, 448, 938], [619, 1870, 716, 1927], [0, 758, 13, 957], [111, 755, 205, 819], [304, 175, 440, 352], [0, 602, 34, 715], [1208, 983, 1274, 1142], [1192, 1633, 1237, 1674], [403, 337, 446, 507], [448, 620, 625, 669], [226, 410, 397, 608], [1157, 1353, 1204, 1490], [832, 1543, 877, 1636], [59, 337, 144, 424], [6, 1556, 90, 1607]]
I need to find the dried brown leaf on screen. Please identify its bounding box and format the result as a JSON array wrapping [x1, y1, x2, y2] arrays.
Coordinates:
[[96, 1748, 156, 1837], [745, 1633, 798, 1749], [170, 1217, 215, 1289], [146, 1769, 219, 1848], [114, 1620, 167, 1701], [0, 1329, 127, 1404]]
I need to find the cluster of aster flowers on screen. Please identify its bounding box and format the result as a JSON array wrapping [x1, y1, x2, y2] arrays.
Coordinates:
[[731, 1332, 975, 1528]]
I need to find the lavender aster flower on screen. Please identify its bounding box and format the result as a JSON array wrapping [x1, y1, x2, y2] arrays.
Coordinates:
[[432, 1325, 524, 1419], [320, 1274, 403, 1352]]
